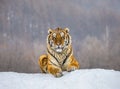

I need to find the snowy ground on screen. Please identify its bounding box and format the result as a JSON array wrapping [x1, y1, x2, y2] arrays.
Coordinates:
[[0, 69, 120, 89]]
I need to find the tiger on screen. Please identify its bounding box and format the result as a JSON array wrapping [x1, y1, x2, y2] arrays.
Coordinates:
[[38, 27, 80, 77]]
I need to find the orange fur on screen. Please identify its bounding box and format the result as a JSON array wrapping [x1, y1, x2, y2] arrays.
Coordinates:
[[38, 27, 80, 77], [38, 55, 48, 73]]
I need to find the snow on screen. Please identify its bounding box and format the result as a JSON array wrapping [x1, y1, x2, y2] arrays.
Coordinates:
[[0, 69, 120, 89]]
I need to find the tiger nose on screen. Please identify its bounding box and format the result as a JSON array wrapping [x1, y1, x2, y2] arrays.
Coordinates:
[[57, 44, 62, 48]]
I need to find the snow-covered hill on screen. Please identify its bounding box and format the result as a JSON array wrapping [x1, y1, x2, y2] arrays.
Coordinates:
[[0, 69, 120, 89]]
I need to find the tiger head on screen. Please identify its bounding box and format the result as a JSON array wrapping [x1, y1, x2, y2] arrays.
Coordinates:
[[47, 27, 72, 53]]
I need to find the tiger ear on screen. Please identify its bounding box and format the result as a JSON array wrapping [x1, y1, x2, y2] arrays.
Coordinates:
[[64, 28, 69, 33], [48, 28, 52, 34]]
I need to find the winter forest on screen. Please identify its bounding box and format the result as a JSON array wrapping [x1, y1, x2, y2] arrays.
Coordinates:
[[0, 0, 120, 73]]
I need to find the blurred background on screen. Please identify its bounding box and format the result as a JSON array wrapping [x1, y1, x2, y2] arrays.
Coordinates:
[[0, 0, 120, 73]]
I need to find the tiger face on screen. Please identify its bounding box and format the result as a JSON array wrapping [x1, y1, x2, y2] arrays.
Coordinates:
[[47, 27, 71, 53]]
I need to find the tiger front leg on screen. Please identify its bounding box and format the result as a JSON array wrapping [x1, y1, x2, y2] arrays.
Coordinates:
[[47, 64, 63, 77], [66, 56, 80, 72]]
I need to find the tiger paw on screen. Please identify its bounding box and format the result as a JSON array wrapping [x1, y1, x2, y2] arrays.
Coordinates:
[[67, 66, 78, 72], [55, 72, 63, 77], [47, 66, 63, 77]]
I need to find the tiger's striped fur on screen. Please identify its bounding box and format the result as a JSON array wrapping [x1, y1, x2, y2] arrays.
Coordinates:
[[38, 27, 80, 77]]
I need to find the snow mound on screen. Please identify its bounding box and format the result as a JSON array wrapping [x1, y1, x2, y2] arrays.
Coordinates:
[[0, 69, 120, 89]]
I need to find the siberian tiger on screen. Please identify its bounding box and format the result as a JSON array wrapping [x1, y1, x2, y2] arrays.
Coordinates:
[[38, 27, 80, 77]]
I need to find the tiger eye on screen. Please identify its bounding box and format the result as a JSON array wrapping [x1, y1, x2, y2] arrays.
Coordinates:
[[52, 37, 56, 40]]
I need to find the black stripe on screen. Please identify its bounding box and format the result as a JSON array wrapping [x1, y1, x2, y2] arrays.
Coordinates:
[[47, 48, 60, 66], [47, 47, 72, 67], [62, 48, 72, 66], [67, 35, 69, 44], [49, 60, 60, 67], [66, 35, 70, 45]]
